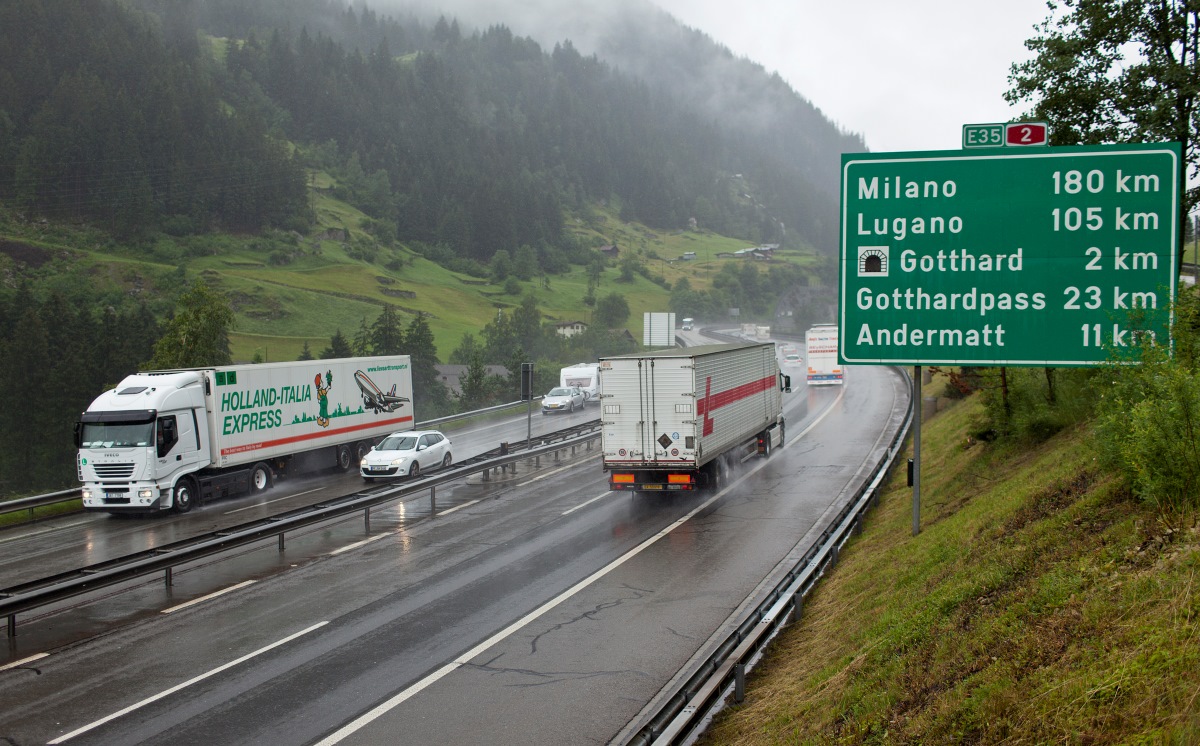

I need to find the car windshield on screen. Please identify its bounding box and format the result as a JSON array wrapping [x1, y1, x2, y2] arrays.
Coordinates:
[[378, 435, 418, 451], [80, 422, 154, 449], [548, 387, 574, 396]]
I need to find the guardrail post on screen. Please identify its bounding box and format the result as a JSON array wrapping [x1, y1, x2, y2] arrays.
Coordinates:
[[482, 468, 490, 482], [364, 507, 371, 532], [165, 567, 172, 587], [734, 663, 746, 703], [430, 485, 436, 513], [535, 455, 540, 468], [278, 534, 285, 552], [8, 613, 16, 638], [792, 594, 803, 623]]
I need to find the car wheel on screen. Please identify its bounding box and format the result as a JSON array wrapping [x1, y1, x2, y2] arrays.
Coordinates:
[[442, 453, 452, 469], [409, 462, 420, 479], [172, 477, 197, 514], [250, 462, 272, 493]]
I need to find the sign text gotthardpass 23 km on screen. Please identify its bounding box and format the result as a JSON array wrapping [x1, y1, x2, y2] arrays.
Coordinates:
[[839, 143, 1180, 366]]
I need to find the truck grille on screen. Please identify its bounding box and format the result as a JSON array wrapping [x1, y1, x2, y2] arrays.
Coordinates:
[[93, 463, 136, 479]]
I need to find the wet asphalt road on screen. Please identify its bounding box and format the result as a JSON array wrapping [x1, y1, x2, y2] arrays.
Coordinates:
[[0, 362, 908, 745]]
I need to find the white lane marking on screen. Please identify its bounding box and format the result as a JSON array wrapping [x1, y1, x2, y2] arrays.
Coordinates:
[[316, 394, 845, 745], [437, 499, 482, 517], [786, 387, 846, 448], [521, 455, 601, 485], [0, 652, 49, 671], [223, 488, 324, 515], [48, 622, 328, 744], [329, 533, 390, 556], [161, 580, 257, 614], [562, 491, 612, 516]]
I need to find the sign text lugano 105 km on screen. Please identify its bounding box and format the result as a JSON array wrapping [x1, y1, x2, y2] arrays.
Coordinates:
[[839, 143, 1180, 367]]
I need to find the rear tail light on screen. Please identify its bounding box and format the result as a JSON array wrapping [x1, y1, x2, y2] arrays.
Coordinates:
[[611, 473, 635, 484], [667, 473, 692, 484]]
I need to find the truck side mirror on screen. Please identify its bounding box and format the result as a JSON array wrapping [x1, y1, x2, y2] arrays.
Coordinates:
[[782, 374, 792, 393], [73, 421, 83, 448]]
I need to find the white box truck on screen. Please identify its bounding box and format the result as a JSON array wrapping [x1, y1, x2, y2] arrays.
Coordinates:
[[805, 324, 843, 385], [599, 343, 789, 492], [560, 362, 601, 403], [74, 356, 414, 513]]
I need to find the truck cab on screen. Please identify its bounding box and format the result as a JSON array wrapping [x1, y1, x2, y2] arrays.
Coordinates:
[[76, 372, 210, 513]]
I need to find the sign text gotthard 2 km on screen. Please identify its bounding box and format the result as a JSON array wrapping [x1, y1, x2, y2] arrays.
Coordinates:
[[839, 143, 1180, 366]]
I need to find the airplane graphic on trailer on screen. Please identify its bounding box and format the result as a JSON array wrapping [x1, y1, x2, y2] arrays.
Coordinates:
[[355, 370, 409, 414]]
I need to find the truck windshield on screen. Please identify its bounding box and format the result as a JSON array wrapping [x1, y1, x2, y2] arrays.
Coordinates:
[[80, 422, 155, 449]]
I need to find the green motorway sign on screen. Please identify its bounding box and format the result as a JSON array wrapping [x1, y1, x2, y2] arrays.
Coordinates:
[[839, 143, 1180, 367]]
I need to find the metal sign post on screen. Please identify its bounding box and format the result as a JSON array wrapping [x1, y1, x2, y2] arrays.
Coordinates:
[[913, 366, 921, 536]]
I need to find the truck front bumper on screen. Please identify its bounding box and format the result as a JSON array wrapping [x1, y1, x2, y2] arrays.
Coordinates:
[[81, 483, 166, 511]]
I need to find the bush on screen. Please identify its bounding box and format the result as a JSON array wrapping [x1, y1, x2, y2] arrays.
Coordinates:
[[1094, 289, 1200, 511]]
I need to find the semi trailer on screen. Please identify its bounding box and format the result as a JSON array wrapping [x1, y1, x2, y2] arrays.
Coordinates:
[[75, 356, 414, 513], [600, 343, 789, 492]]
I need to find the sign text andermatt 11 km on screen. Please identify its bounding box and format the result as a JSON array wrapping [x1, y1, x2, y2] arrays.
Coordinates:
[[838, 143, 1180, 367]]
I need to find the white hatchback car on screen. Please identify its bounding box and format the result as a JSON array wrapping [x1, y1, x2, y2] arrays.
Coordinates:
[[542, 386, 586, 414], [360, 430, 452, 481]]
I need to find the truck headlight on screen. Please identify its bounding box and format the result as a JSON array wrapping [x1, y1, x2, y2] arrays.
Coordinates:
[[81, 488, 93, 500], [138, 488, 155, 499]]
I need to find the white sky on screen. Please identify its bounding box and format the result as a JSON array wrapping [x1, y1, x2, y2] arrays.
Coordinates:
[[650, 0, 1054, 153]]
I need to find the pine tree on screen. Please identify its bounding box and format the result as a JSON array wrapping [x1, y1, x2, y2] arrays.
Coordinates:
[[321, 329, 354, 359], [370, 305, 405, 356]]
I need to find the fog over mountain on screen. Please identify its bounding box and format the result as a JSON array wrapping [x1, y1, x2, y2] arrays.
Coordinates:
[[388, 0, 865, 197]]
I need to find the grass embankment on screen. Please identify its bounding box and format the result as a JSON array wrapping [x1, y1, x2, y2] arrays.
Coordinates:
[[703, 393, 1200, 744]]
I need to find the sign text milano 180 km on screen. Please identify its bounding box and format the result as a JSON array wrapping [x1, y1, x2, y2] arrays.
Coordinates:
[[839, 143, 1179, 366]]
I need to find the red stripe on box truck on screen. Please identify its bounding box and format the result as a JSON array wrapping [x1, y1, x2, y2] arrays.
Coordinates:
[[697, 374, 776, 436], [220, 415, 414, 456]]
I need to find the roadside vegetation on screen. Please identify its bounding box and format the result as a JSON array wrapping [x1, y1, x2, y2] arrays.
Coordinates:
[[701, 288, 1200, 744]]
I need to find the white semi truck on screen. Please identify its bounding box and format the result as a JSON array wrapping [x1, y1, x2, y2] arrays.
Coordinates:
[[599, 343, 789, 492], [560, 362, 601, 403], [805, 324, 843, 385], [74, 356, 414, 514]]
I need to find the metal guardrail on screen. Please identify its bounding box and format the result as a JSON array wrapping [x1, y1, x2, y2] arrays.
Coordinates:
[[0, 399, 541, 519], [623, 367, 914, 745], [1, 421, 601, 637]]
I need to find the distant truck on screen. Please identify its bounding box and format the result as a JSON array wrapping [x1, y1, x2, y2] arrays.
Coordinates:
[[600, 343, 790, 492], [75, 356, 415, 514], [805, 324, 843, 385], [560, 362, 601, 403], [756, 325, 770, 340]]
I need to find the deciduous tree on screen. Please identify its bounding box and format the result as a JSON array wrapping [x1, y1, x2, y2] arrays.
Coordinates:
[[1006, 0, 1200, 266]]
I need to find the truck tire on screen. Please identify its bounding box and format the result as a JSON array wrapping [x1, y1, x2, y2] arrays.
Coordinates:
[[250, 462, 272, 493], [355, 441, 371, 463], [761, 431, 772, 459], [336, 444, 353, 472], [172, 477, 197, 514]]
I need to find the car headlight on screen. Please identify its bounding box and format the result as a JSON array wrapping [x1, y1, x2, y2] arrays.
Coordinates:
[[390, 457, 406, 466]]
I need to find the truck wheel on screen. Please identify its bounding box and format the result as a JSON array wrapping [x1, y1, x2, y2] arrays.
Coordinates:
[[761, 432, 772, 459], [336, 444, 353, 472], [251, 462, 272, 493], [172, 477, 197, 514], [355, 441, 371, 462]]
